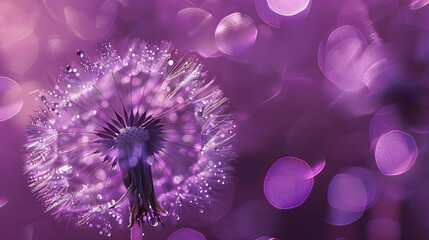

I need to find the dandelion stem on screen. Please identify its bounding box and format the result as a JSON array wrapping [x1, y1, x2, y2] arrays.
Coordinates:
[[131, 224, 143, 240]]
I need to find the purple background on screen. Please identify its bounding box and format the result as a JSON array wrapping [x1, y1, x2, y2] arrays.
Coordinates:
[[2, 0, 429, 239]]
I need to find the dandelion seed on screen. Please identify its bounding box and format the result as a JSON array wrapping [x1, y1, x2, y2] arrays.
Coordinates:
[[24, 40, 236, 236]]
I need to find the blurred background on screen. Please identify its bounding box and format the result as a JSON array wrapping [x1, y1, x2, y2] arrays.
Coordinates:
[[1, 0, 429, 239]]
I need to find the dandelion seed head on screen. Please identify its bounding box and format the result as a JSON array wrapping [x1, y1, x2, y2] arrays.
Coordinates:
[[24, 39, 236, 236]]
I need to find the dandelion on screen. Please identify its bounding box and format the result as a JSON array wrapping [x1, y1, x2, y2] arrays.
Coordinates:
[[24, 40, 236, 236]]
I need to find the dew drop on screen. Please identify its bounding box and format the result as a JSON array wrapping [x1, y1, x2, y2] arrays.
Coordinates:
[[148, 217, 159, 227], [146, 156, 154, 165], [66, 65, 72, 72], [77, 50, 84, 58]]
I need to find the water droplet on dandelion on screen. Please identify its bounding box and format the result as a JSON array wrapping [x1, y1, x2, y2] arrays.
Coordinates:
[[146, 156, 154, 165], [77, 50, 84, 57], [148, 217, 159, 227]]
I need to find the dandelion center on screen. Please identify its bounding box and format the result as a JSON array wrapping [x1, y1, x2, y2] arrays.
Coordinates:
[[116, 127, 150, 147]]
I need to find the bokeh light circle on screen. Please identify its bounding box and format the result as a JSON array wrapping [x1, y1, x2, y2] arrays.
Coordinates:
[[326, 206, 364, 226], [255, 0, 311, 27], [267, 0, 311, 16], [410, 0, 429, 10], [175, 8, 218, 57], [344, 167, 379, 208], [264, 157, 314, 209], [357, 42, 398, 92], [167, 228, 206, 240], [175, 8, 214, 36], [215, 12, 257, 55], [375, 130, 418, 176], [328, 173, 367, 212], [318, 25, 367, 92], [44, 0, 117, 40], [0, 76, 24, 121]]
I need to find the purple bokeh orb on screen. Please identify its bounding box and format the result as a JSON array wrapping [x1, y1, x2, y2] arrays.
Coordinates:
[[375, 130, 418, 176], [175, 8, 218, 58], [255, 0, 311, 27], [167, 228, 205, 240], [344, 167, 379, 209], [267, 0, 311, 16], [264, 157, 314, 209], [0, 76, 23, 121], [328, 173, 367, 212], [357, 42, 398, 92], [326, 205, 364, 226], [318, 25, 368, 92], [44, 0, 117, 40], [215, 12, 257, 56]]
